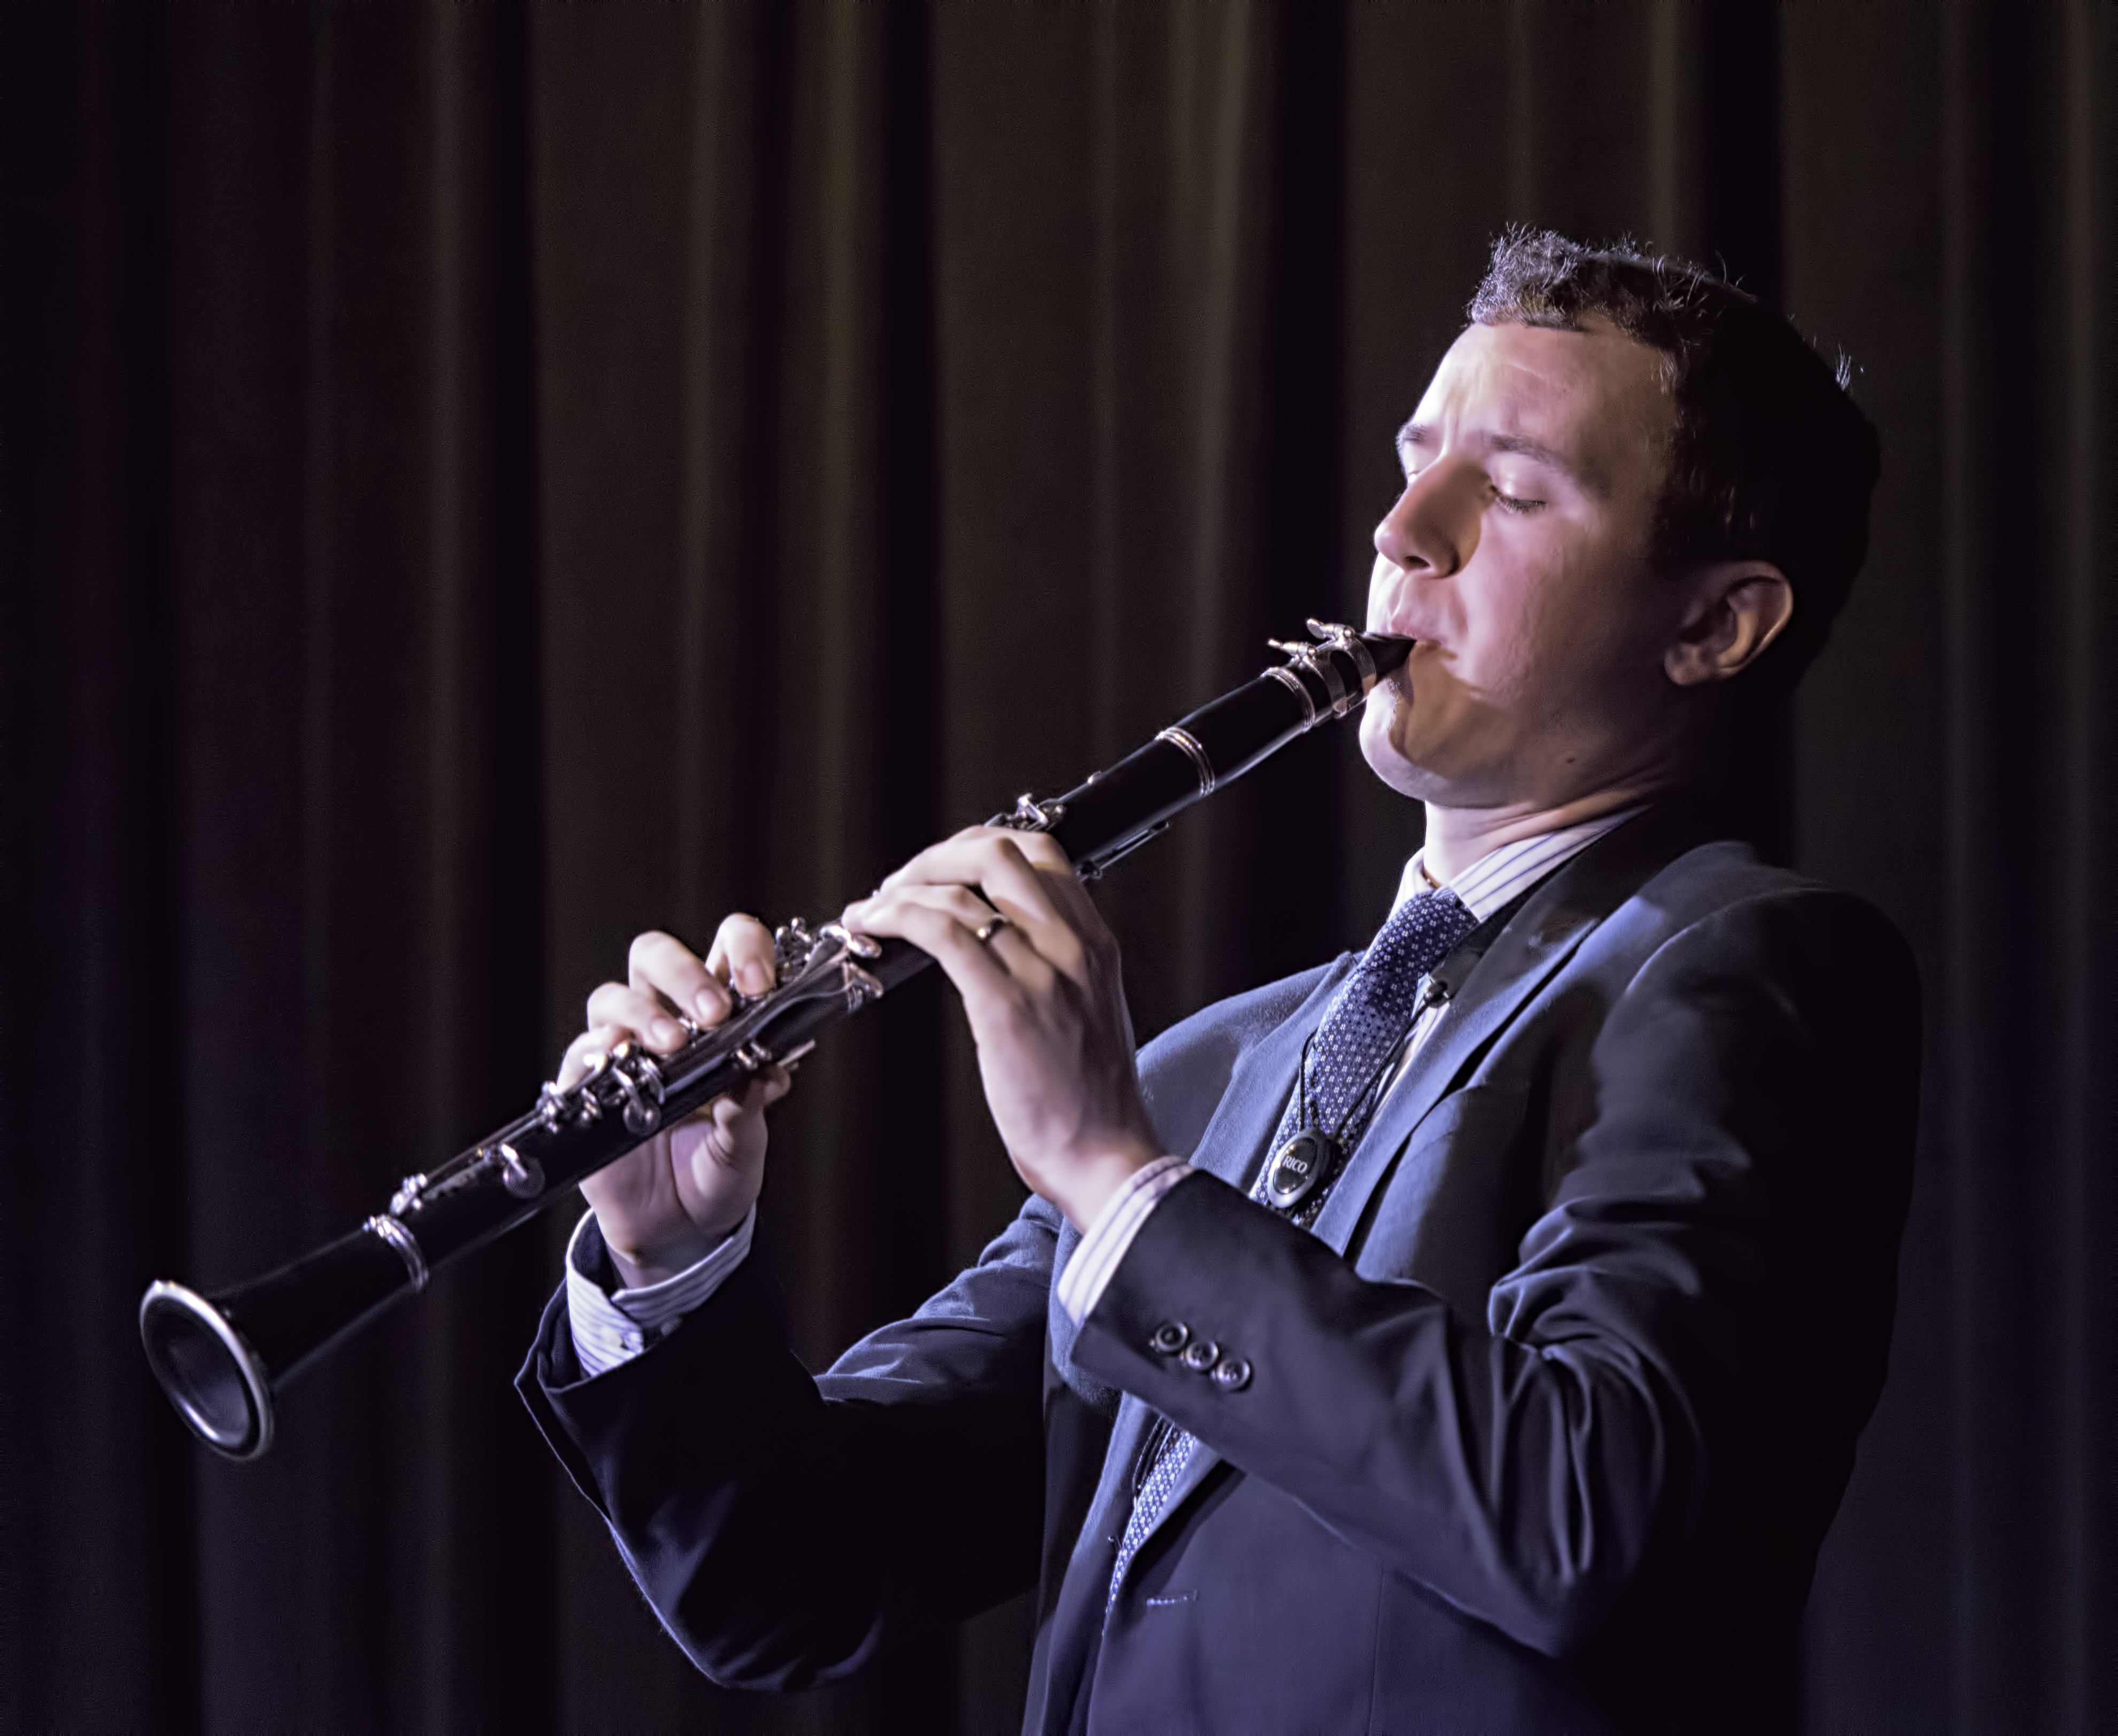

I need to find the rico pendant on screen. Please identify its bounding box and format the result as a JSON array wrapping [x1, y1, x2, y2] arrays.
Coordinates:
[[1263, 1128, 1340, 1213]]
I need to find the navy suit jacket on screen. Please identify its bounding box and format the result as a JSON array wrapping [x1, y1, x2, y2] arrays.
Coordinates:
[[518, 805, 1920, 1733]]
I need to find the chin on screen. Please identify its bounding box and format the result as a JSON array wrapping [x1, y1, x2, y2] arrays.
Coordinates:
[[1357, 690, 1445, 802]]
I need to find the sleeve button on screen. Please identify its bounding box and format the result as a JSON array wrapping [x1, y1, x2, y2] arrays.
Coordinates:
[[1211, 1356, 1251, 1392], [1150, 1321, 1190, 1355], [1178, 1339, 1220, 1374]]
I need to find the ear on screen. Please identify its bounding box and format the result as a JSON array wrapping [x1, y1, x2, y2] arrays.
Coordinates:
[[1664, 560, 1794, 687]]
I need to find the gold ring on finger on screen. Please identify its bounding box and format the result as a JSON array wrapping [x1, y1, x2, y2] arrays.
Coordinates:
[[973, 914, 1010, 945]]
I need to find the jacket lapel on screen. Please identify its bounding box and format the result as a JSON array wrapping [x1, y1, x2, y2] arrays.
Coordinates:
[[1309, 801, 1720, 1255], [1188, 955, 1355, 1189]]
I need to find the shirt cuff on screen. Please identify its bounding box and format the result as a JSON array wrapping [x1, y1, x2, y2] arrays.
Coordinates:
[[1055, 1156, 1193, 1326], [564, 1205, 756, 1380]]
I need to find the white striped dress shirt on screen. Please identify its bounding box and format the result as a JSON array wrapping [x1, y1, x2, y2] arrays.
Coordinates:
[[567, 1205, 757, 1380], [569, 807, 1644, 1373]]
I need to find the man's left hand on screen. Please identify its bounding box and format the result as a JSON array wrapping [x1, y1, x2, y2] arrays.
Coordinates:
[[843, 826, 1162, 1230]]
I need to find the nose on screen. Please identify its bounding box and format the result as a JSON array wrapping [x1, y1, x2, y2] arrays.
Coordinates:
[[1373, 460, 1476, 580]]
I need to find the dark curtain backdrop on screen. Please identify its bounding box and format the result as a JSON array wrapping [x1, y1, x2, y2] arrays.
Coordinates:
[[2, 3, 2111, 1731]]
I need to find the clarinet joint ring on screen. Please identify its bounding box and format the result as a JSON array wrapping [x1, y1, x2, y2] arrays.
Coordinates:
[[1155, 726, 1217, 796]]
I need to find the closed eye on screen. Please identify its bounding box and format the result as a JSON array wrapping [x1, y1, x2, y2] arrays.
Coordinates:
[[1494, 491, 1545, 515]]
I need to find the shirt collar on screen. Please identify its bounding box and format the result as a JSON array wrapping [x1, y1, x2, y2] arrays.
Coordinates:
[[1394, 804, 1649, 923]]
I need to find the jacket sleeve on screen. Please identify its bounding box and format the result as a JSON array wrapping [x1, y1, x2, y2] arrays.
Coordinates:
[[1068, 888, 1920, 1659], [516, 1194, 1059, 1689]]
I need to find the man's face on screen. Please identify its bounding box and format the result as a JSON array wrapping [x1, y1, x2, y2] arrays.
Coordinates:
[[1361, 316, 1686, 810]]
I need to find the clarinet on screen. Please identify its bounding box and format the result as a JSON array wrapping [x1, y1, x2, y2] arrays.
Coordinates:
[[140, 620, 1410, 1460]]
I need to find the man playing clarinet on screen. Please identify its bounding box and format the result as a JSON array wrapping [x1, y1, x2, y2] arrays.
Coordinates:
[[518, 230, 1918, 1734]]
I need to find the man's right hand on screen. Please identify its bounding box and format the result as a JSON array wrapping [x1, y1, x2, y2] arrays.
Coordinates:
[[563, 918, 794, 1290]]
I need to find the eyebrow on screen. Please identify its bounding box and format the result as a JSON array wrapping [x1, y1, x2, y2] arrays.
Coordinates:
[[1394, 421, 1599, 494]]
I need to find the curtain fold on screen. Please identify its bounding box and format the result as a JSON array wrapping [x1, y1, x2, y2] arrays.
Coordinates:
[[1, 3, 2108, 1730]]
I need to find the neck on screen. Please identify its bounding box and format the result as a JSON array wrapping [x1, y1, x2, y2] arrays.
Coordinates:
[[1420, 780, 1667, 884]]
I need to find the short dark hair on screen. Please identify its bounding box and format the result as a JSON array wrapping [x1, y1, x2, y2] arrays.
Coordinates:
[[1469, 228, 1881, 692]]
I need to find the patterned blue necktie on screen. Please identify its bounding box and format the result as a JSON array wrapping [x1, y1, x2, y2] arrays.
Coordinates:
[[1106, 887, 1479, 1614]]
